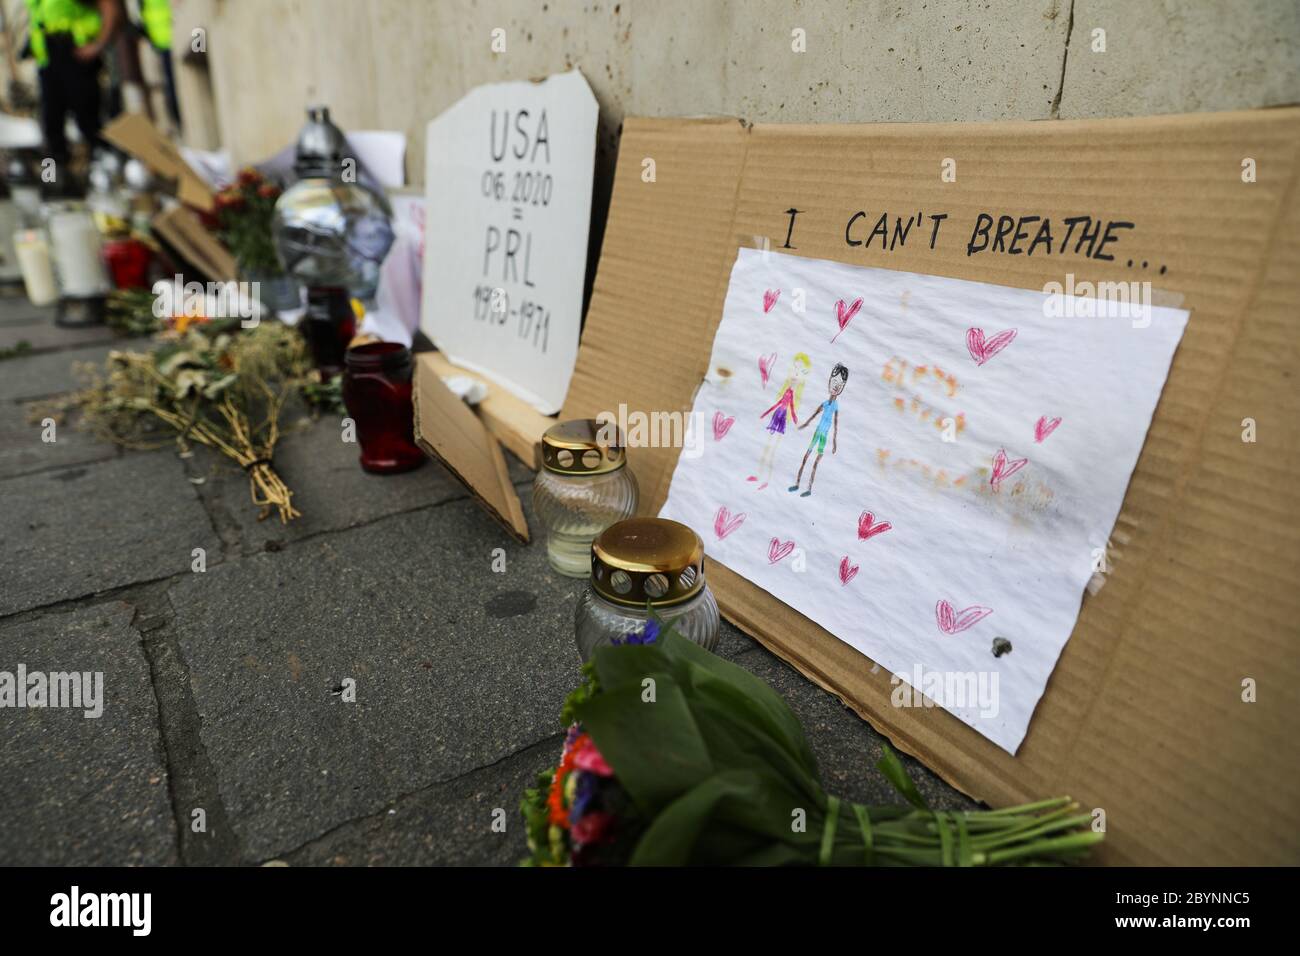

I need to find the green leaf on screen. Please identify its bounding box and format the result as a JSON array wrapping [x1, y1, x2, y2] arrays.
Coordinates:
[[875, 743, 930, 811], [629, 768, 809, 866], [574, 675, 715, 812]]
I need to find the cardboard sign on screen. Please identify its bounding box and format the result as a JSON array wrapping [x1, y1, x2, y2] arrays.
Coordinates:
[[103, 113, 215, 212], [561, 110, 1300, 864], [421, 70, 598, 414]]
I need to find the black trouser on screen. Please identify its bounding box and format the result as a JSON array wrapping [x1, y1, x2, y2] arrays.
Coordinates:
[[37, 32, 104, 166], [155, 44, 182, 128]]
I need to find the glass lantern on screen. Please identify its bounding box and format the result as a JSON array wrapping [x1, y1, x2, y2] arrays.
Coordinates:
[[271, 106, 394, 298], [575, 517, 720, 661], [532, 420, 639, 577]]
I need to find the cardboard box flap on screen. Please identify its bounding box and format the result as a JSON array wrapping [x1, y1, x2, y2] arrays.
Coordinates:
[[563, 109, 1300, 864], [104, 113, 215, 212], [415, 352, 554, 468], [413, 361, 529, 543], [152, 206, 238, 283]]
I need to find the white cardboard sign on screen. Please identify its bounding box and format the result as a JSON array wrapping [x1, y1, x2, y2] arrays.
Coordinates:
[[421, 70, 597, 414]]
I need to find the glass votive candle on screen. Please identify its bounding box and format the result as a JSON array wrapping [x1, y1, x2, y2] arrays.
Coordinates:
[[532, 419, 639, 577], [575, 517, 720, 661], [341, 342, 427, 475]]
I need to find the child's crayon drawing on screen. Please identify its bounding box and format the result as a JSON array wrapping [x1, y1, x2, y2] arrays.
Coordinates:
[[935, 600, 993, 635], [749, 352, 809, 490], [966, 327, 1017, 366], [831, 296, 863, 343], [768, 537, 795, 563], [789, 363, 848, 497], [857, 511, 892, 540], [989, 448, 1029, 488], [838, 557, 859, 586], [712, 412, 735, 441], [713, 505, 746, 539], [882, 355, 961, 398], [659, 248, 1190, 754], [1034, 415, 1062, 443]]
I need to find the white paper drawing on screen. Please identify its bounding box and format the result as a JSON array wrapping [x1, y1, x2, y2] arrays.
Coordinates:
[[660, 249, 1190, 753]]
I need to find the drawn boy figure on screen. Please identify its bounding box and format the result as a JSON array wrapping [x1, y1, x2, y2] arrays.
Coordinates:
[[789, 363, 848, 497]]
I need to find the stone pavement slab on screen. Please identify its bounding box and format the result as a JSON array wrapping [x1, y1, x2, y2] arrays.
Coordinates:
[[186, 409, 534, 555], [0, 313, 117, 352], [0, 452, 220, 617], [0, 601, 179, 865], [282, 734, 560, 866], [167, 496, 585, 861], [0, 403, 118, 479], [0, 342, 115, 402]]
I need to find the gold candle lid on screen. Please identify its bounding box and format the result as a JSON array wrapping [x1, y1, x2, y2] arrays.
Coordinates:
[[591, 518, 705, 607], [540, 419, 627, 476]]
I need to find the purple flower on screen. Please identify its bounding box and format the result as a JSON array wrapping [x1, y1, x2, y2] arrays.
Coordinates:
[[612, 619, 661, 646], [570, 771, 597, 823]]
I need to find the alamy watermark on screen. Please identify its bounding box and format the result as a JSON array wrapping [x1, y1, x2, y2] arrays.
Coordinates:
[[152, 276, 262, 328], [596, 404, 708, 459], [1043, 273, 1152, 328], [891, 664, 999, 719], [50, 886, 150, 936], [0, 665, 103, 718]]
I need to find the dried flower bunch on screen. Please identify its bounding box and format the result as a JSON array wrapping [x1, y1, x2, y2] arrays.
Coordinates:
[[77, 320, 309, 523]]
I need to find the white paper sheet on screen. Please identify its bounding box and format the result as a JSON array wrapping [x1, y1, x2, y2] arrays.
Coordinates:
[[660, 249, 1189, 753]]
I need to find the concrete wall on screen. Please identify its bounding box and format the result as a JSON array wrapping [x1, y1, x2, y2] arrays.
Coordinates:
[[187, 0, 1299, 185]]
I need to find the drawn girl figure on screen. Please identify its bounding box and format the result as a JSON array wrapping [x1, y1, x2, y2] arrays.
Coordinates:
[[749, 352, 810, 490], [789, 363, 848, 497]]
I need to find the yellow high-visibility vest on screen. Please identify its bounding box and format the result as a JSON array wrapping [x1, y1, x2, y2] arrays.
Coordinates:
[[23, 0, 103, 67], [140, 0, 171, 50]]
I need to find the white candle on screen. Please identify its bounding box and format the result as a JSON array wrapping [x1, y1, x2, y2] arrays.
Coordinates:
[[14, 229, 58, 306], [47, 207, 109, 298]]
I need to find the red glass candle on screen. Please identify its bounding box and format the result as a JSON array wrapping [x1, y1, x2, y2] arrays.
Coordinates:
[[101, 237, 152, 290], [341, 342, 426, 474]]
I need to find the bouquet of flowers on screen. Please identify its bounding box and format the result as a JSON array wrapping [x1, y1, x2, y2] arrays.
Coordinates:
[[214, 168, 283, 275], [522, 621, 1103, 866]]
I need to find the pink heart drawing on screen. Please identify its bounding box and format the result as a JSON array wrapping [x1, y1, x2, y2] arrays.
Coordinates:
[[1034, 415, 1062, 443], [831, 297, 864, 343], [935, 600, 993, 635], [713, 506, 746, 540], [763, 289, 781, 313], [966, 327, 1018, 366], [990, 448, 1028, 488], [838, 556, 859, 586], [712, 411, 735, 441], [857, 511, 893, 541], [768, 537, 795, 563], [758, 352, 777, 388]]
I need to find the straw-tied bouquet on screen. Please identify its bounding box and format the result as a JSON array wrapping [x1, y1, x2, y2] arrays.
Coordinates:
[[522, 621, 1103, 866], [76, 320, 308, 523]]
